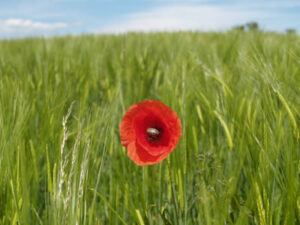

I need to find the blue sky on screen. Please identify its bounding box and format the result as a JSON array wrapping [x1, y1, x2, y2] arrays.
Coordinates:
[[0, 0, 300, 38]]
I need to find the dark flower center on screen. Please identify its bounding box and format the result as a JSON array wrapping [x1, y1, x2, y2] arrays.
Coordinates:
[[146, 127, 161, 142]]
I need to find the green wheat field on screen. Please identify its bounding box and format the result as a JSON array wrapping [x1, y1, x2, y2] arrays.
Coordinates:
[[0, 31, 299, 225]]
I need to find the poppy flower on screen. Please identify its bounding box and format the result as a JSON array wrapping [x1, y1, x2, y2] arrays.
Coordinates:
[[120, 100, 182, 166]]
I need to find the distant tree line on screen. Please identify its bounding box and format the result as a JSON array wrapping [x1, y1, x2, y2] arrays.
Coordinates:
[[232, 22, 259, 31], [232, 22, 297, 34], [286, 28, 296, 35]]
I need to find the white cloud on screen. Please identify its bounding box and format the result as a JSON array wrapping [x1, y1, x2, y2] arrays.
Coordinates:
[[0, 18, 69, 35], [101, 5, 270, 33]]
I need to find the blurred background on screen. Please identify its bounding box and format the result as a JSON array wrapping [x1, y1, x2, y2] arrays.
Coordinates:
[[0, 0, 299, 39]]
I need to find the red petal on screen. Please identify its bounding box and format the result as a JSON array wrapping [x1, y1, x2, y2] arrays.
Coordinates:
[[120, 100, 182, 165], [133, 101, 181, 156], [120, 104, 139, 147], [127, 141, 171, 166]]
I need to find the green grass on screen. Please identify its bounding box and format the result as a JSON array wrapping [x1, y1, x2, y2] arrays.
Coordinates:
[[0, 31, 299, 225]]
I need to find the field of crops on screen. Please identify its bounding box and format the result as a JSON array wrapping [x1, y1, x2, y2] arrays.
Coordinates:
[[0, 31, 299, 224]]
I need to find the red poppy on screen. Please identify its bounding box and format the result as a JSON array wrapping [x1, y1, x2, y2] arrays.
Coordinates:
[[120, 100, 182, 166]]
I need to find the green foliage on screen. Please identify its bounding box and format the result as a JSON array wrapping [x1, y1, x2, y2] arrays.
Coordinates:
[[246, 22, 259, 31], [0, 31, 299, 224], [286, 29, 297, 35]]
